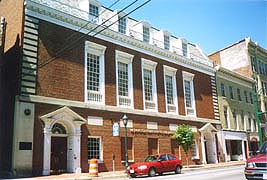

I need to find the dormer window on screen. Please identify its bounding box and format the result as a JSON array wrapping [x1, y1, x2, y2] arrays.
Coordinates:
[[143, 26, 150, 43], [88, 0, 101, 23], [118, 15, 127, 34], [164, 34, 170, 50], [182, 42, 188, 57]]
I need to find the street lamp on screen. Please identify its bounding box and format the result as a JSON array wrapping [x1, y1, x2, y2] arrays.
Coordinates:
[[122, 114, 129, 169]]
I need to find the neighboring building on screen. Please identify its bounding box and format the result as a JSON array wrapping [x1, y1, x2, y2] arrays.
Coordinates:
[[215, 66, 257, 162], [0, 0, 219, 177], [209, 38, 267, 141]]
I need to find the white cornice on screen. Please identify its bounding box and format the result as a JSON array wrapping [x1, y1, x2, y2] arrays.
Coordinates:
[[25, 0, 215, 76], [19, 95, 221, 125]]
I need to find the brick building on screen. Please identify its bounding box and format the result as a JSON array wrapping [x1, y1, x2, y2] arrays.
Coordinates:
[[0, 0, 219, 177], [209, 38, 267, 148]]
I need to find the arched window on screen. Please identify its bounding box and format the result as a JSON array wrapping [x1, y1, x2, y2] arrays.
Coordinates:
[[51, 123, 67, 134]]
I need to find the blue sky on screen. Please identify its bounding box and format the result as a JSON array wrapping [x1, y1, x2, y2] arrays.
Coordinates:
[[101, 0, 267, 55]]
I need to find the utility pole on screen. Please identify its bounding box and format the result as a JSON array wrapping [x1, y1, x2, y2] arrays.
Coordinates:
[[253, 93, 264, 146]]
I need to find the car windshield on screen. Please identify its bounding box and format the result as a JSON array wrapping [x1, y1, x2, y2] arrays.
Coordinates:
[[259, 142, 267, 154], [142, 155, 158, 162]]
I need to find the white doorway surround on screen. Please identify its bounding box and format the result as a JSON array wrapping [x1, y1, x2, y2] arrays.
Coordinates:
[[199, 123, 218, 164], [40, 106, 86, 175]]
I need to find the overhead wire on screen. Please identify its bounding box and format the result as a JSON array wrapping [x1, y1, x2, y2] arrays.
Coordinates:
[[38, 0, 144, 69]]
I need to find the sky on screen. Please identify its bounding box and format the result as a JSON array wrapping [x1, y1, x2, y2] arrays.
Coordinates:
[[101, 0, 267, 55]]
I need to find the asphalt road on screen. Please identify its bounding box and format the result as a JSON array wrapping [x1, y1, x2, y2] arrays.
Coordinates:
[[112, 165, 246, 180]]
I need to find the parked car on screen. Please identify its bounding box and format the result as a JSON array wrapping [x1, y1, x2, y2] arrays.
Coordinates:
[[245, 141, 267, 180], [126, 153, 182, 178]]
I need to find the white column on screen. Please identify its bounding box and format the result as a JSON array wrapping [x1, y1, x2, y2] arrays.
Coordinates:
[[73, 126, 82, 173], [201, 133, 207, 164], [42, 127, 51, 175], [242, 140, 246, 160], [212, 132, 218, 164]]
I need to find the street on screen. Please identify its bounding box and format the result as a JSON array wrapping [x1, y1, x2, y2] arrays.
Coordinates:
[[111, 165, 246, 180]]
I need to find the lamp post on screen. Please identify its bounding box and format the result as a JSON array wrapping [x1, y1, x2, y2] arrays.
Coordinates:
[[253, 92, 264, 146], [122, 114, 129, 169]]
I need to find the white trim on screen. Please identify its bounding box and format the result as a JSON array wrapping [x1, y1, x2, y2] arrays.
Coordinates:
[[182, 71, 196, 117], [142, 58, 158, 111], [84, 41, 106, 104], [164, 65, 178, 114], [19, 95, 221, 124], [115, 50, 134, 108], [25, 2, 215, 76]]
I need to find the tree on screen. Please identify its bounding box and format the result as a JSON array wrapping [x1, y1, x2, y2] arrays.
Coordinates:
[[173, 124, 194, 166]]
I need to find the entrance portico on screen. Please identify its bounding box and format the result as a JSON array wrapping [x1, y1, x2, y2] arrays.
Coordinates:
[[40, 106, 86, 175], [200, 123, 218, 164]]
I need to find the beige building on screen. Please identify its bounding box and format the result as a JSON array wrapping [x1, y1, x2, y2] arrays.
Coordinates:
[[215, 66, 257, 162], [209, 38, 267, 138]]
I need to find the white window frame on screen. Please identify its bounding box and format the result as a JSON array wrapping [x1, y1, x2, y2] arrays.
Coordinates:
[[88, 0, 101, 24], [87, 136, 103, 162], [191, 140, 199, 160], [116, 50, 134, 108], [84, 41, 106, 104], [164, 65, 178, 114], [117, 12, 128, 35], [142, 58, 158, 111], [143, 25, 150, 43], [182, 71, 196, 116]]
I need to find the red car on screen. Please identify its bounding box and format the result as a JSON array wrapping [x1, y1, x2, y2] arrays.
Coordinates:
[[245, 141, 267, 180], [126, 153, 182, 178]]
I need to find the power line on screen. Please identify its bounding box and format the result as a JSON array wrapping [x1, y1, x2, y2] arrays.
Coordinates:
[[38, 0, 142, 69]]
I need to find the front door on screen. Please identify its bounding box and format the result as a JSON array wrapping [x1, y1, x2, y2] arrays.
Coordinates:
[[50, 137, 67, 174]]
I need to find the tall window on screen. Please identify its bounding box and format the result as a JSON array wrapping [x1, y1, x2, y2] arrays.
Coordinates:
[[182, 42, 188, 57], [143, 26, 150, 43], [164, 66, 178, 113], [248, 112, 252, 130], [116, 50, 133, 107], [249, 92, 253, 104], [164, 34, 170, 50], [183, 71, 195, 116], [237, 88, 241, 101], [88, 137, 102, 161], [224, 106, 229, 129], [251, 56, 257, 72], [142, 59, 157, 111], [118, 16, 127, 34], [85, 41, 106, 103], [244, 91, 249, 103], [229, 86, 234, 99], [232, 109, 237, 130], [221, 83, 225, 97]]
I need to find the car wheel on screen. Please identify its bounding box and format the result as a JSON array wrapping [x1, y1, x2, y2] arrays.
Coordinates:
[[130, 174, 136, 178], [175, 166, 181, 174], [148, 167, 156, 177]]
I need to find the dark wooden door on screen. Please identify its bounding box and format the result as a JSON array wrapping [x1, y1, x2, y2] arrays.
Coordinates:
[[50, 137, 67, 174]]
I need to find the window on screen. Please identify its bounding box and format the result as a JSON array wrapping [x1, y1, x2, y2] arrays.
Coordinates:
[[183, 71, 195, 116], [221, 83, 225, 97], [229, 86, 234, 99], [118, 16, 127, 34], [223, 106, 230, 129], [164, 34, 170, 50], [191, 140, 199, 159], [85, 41, 106, 103], [249, 92, 253, 104], [116, 50, 134, 107], [89, 4, 99, 18], [182, 42, 188, 57], [121, 137, 133, 161], [247, 112, 252, 130], [244, 91, 249, 103], [164, 66, 178, 114], [251, 56, 257, 72], [237, 88, 241, 101], [142, 59, 158, 111], [88, 137, 102, 161], [232, 109, 237, 130], [51, 123, 67, 134], [143, 26, 150, 43]]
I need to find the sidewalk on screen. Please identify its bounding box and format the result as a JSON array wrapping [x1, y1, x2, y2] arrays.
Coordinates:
[[15, 161, 245, 180]]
